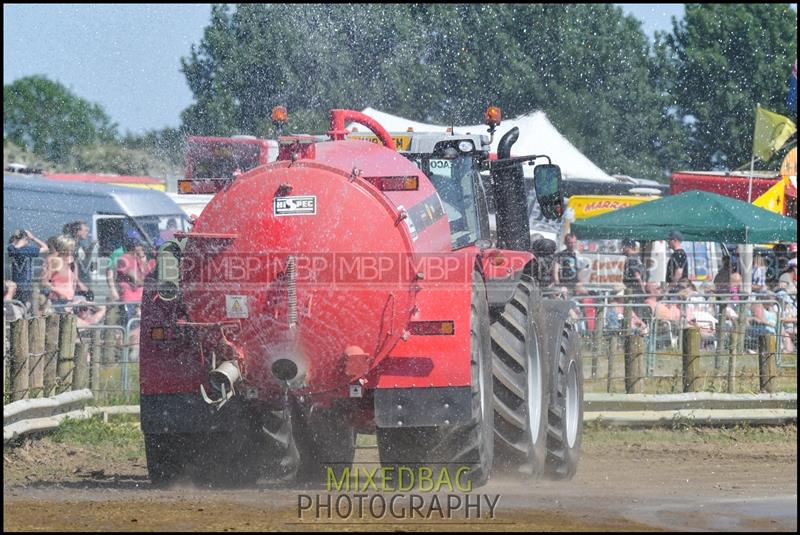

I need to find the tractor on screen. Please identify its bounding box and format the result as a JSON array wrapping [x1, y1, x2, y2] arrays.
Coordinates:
[[139, 107, 583, 487]]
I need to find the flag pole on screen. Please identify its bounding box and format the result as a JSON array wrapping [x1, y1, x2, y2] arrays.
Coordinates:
[[749, 103, 759, 204], [742, 105, 758, 299]]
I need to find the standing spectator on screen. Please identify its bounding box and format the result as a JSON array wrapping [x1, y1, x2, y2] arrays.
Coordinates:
[[531, 237, 557, 287], [666, 230, 689, 293], [107, 229, 142, 302], [714, 255, 733, 294], [779, 258, 797, 293], [552, 232, 579, 289], [7, 229, 49, 309], [40, 235, 78, 307], [116, 238, 156, 319], [64, 220, 94, 296], [768, 243, 789, 285], [752, 253, 768, 292], [622, 238, 645, 297]]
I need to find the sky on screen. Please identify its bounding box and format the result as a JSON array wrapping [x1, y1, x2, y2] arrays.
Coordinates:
[[0, 4, 703, 136]]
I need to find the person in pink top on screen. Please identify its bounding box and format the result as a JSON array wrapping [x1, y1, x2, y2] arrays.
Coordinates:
[[116, 238, 155, 319], [41, 235, 81, 307]]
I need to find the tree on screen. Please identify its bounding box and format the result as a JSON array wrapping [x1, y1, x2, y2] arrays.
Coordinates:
[[666, 4, 797, 169], [3, 75, 118, 163], [122, 127, 186, 166], [179, 4, 682, 179], [498, 4, 686, 179]]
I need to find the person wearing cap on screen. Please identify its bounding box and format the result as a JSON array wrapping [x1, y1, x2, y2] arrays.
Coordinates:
[[622, 238, 645, 298], [779, 258, 797, 293], [666, 229, 689, 293], [7, 229, 49, 308]]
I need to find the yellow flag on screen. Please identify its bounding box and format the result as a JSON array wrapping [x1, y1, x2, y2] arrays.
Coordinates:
[[752, 106, 797, 162]]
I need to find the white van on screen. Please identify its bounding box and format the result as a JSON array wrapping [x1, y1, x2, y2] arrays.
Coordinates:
[[4, 174, 189, 298]]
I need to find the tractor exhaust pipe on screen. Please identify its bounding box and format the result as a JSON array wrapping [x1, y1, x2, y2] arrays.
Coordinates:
[[493, 126, 531, 251], [201, 357, 241, 409], [209, 360, 241, 394]]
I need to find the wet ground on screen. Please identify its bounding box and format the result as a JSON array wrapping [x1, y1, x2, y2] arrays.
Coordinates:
[[4, 426, 797, 531]]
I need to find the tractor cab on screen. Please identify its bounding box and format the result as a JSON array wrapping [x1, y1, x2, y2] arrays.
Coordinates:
[[350, 130, 494, 249], [349, 108, 564, 253]]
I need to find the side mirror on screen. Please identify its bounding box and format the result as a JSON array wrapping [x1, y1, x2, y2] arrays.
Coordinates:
[[534, 164, 564, 220]]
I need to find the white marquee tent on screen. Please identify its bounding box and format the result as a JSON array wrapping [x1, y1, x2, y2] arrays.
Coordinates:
[[356, 107, 616, 182]]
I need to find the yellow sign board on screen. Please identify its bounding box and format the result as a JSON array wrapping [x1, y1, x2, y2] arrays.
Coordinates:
[[349, 134, 412, 152], [567, 194, 659, 219], [753, 178, 786, 214]]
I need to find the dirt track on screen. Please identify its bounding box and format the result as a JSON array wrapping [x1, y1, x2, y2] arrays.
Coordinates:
[[4, 426, 797, 531]]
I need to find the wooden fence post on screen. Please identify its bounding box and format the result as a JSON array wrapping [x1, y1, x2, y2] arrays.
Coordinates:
[[758, 334, 778, 393], [44, 313, 61, 396], [682, 327, 702, 392], [73, 342, 90, 390], [727, 328, 739, 394], [56, 314, 77, 394], [27, 316, 46, 398], [103, 306, 120, 364], [605, 333, 614, 394], [714, 304, 725, 370], [90, 327, 102, 394], [624, 335, 645, 393], [10, 318, 30, 401]]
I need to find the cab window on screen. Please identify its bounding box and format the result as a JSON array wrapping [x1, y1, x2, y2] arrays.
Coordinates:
[[424, 156, 482, 249]]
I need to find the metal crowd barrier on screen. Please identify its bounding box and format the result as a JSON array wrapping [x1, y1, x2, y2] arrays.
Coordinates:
[[561, 290, 796, 393]]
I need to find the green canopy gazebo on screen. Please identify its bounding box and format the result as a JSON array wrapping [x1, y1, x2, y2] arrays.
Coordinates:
[[570, 190, 797, 243]]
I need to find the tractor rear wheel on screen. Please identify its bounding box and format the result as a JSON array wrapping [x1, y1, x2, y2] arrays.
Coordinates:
[[144, 433, 188, 485], [491, 274, 549, 478], [376, 270, 494, 487], [544, 313, 583, 480], [295, 408, 356, 483]]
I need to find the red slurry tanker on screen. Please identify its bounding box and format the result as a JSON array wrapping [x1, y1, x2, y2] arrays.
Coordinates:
[[139, 107, 583, 486]]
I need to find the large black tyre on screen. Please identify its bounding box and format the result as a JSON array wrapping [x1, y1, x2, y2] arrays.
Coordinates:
[[295, 407, 356, 483], [377, 270, 494, 487], [146, 409, 287, 487], [491, 273, 549, 478], [144, 433, 189, 485], [205, 425, 288, 487], [542, 303, 583, 480]]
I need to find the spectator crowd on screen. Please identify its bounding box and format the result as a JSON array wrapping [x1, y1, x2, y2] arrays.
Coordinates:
[[532, 231, 797, 354], [5, 221, 156, 359]]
